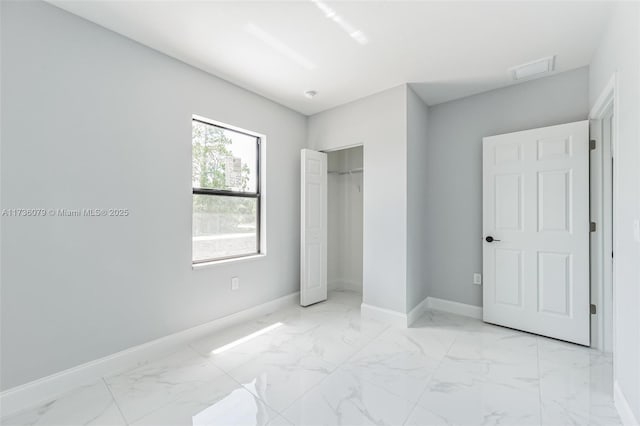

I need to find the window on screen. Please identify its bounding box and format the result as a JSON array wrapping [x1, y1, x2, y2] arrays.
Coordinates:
[[192, 117, 261, 263]]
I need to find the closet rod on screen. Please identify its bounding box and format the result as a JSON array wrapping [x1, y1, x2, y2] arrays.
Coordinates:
[[327, 167, 363, 175]]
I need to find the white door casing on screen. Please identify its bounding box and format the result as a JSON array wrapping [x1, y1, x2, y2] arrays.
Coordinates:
[[482, 121, 590, 345], [301, 149, 328, 306]]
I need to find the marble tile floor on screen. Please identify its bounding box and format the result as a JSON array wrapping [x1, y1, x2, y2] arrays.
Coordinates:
[[1, 290, 622, 426]]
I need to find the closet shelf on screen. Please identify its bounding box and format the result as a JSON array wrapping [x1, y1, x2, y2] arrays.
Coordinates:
[[328, 167, 363, 175]]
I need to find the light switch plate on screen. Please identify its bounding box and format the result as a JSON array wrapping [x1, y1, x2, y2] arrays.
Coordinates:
[[231, 277, 240, 291], [473, 273, 482, 285]]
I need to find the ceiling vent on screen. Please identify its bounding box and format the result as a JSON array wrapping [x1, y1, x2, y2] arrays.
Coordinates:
[[509, 56, 556, 81]]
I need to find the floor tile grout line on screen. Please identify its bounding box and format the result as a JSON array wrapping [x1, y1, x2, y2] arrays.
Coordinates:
[[331, 310, 467, 425], [400, 368, 439, 426], [333, 322, 392, 366], [216, 365, 286, 421], [403, 324, 465, 424], [275, 300, 434, 422], [406, 314, 540, 416], [190, 334, 293, 420], [536, 336, 544, 425], [362, 311, 479, 421], [205, 293, 377, 423], [107, 347, 238, 425], [331, 332, 445, 407], [106, 381, 188, 424], [122, 344, 281, 425], [101, 377, 130, 426], [275, 312, 391, 423]]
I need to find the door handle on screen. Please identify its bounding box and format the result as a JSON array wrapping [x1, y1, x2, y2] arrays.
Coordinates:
[[485, 236, 501, 243]]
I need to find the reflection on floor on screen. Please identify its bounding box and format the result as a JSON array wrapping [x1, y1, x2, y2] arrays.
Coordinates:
[[2, 290, 621, 425]]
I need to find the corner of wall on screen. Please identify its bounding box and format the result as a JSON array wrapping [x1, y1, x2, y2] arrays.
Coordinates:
[[405, 84, 431, 314]]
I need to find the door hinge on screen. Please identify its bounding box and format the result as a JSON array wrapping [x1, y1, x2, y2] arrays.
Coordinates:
[[590, 140, 596, 150], [590, 304, 597, 315], [590, 222, 597, 232]]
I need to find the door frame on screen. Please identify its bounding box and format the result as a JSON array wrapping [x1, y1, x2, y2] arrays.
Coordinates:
[[589, 73, 618, 353]]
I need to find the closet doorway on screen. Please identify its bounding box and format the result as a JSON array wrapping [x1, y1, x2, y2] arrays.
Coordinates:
[[327, 146, 364, 299], [300, 146, 364, 307]]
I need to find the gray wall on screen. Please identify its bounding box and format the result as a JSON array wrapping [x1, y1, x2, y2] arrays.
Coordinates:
[[406, 86, 430, 311], [308, 86, 408, 314], [589, 3, 640, 420], [425, 67, 589, 307], [1, 1, 306, 390]]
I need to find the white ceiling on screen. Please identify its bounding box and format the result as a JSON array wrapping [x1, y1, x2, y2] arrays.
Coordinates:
[[48, 1, 614, 115]]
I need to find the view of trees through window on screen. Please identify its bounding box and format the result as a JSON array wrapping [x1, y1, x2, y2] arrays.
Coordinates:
[[192, 119, 260, 263]]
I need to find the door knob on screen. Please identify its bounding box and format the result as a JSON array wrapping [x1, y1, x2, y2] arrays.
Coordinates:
[[485, 236, 501, 243]]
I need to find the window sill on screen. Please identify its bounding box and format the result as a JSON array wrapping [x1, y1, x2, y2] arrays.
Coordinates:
[[192, 254, 266, 270]]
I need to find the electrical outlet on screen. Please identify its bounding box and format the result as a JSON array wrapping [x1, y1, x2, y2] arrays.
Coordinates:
[[473, 273, 482, 285], [231, 277, 240, 291]]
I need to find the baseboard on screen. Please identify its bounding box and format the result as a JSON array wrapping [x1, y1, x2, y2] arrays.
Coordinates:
[[614, 380, 640, 426], [340, 281, 363, 292], [0, 291, 300, 418], [362, 297, 482, 328], [407, 296, 430, 326], [329, 279, 362, 293], [361, 303, 407, 327], [426, 297, 483, 319]]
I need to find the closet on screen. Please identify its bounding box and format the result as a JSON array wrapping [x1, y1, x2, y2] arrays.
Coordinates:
[[327, 146, 363, 297], [300, 145, 363, 307]]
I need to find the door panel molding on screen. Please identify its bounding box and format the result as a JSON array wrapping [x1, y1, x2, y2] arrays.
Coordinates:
[[483, 121, 590, 345], [300, 149, 328, 306]]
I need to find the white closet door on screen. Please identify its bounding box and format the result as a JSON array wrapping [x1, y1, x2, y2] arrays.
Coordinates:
[[301, 149, 327, 306], [482, 121, 590, 345]]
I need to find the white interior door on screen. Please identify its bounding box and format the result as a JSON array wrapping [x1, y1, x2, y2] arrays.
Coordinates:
[[482, 121, 590, 345], [301, 149, 327, 306]]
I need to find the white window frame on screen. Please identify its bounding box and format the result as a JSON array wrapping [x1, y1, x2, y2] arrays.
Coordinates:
[[191, 114, 266, 266]]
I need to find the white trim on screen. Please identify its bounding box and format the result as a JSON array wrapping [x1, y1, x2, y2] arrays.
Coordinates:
[[191, 114, 265, 140], [341, 281, 362, 292], [328, 279, 362, 293], [426, 297, 483, 319], [407, 296, 430, 326], [589, 74, 616, 119], [614, 380, 639, 426], [192, 254, 267, 269], [588, 73, 618, 353], [589, 117, 605, 351], [0, 292, 299, 418], [321, 143, 364, 154], [402, 296, 484, 327], [360, 303, 407, 327]]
